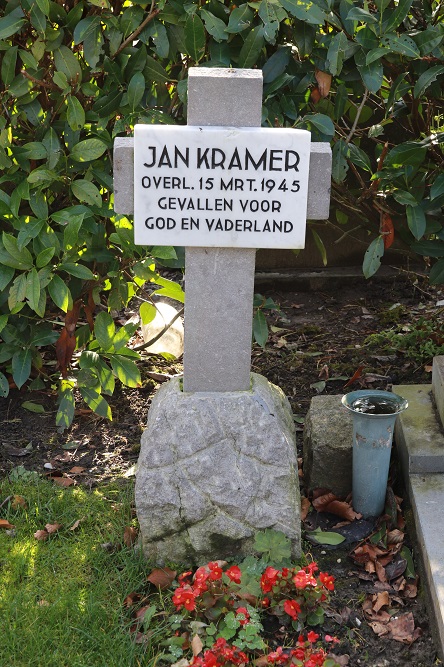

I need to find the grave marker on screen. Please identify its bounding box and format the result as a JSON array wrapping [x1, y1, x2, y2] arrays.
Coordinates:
[[113, 68, 332, 562]]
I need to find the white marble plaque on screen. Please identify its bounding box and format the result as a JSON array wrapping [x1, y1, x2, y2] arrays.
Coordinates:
[[134, 125, 310, 249]]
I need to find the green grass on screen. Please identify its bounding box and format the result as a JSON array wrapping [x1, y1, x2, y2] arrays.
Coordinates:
[[0, 475, 158, 667]]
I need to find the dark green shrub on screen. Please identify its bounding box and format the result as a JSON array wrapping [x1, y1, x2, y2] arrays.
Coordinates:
[[0, 0, 442, 426]]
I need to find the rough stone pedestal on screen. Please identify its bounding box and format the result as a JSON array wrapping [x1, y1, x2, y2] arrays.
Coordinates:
[[135, 373, 301, 564], [303, 394, 353, 497]]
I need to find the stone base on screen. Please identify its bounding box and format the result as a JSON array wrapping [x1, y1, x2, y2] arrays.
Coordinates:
[[135, 373, 300, 564], [303, 395, 353, 497]]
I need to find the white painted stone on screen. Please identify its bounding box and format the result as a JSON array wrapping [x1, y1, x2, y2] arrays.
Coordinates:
[[135, 374, 301, 563], [141, 302, 184, 358], [134, 125, 311, 249], [432, 356, 444, 428], [114, 138, 331, 221]]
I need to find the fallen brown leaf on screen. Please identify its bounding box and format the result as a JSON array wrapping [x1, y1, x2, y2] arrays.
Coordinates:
[[372, 591, 390, 612], [0, 519, 15, 529], [388, 612, 422, 644], [301, 496, 311, 521], [387, 529, 404, 544], [123, 526, 139, 547], [70, 519, 82, 531], [34, 529, 49, 541], [369, 621, 390, 637], [45, 522, 62, 534], [124, 592, 144, 608], [147, 567, 177, 589], [52, 477, 75, 487], [11, 495, 27, 509], [312, 492, 361, 521], [69, 466, 86, 475], [191, 634, 203, 657]]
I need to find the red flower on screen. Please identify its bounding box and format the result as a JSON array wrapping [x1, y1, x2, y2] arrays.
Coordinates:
[[194, 566, 210, 593], [306, 562, 318, 576], [293, 569, 316, 589], [260, 566, 280, 593], [325, 634, 340, 644], [283, 599, 301, 620], [208, 561, 223, 580], [319, 572, 335, 591], [235, 606, 250, 625], [172, 586, 197, 611], [306, 630, 319, 643], [225, 565, 242, 584], [178, 570, 193, 585]]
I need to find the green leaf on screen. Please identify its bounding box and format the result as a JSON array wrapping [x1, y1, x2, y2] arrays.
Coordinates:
[[413, 65, 444, 99], [2, 45, 18, 86], [29, 191, 48, 219], [345, 7, 377, 22], [12, 348, 32, 389], [109, 355, 141, 388], [304, 113, 335, 137], [73, 15, 101, 44], [22, 401, 45, 413], [127, 71, 145, 111], [43, 128, 62, 170], [380, 33, 419, 58], [226, 4, 254, 33], [238, 26, 265, 69], [382, 0, 413, 32], [332, 139, 349, 184], [144, 55, 169, 83], [406, 205, 426, 240], [326, 31, 348, 76], [59, 263, 95, 280], [0, 265, 14, 292], [185, 12, 206, 62], [347, 143, 372, 171], [80, 388, 112, 420], [385, 142, 427, 168], [306, 528, 346, 546], [27, 168, 59, 185], [1, 233, 33, 270], [94, 311, 116, 351], [140, 302, 157, 325], [26, 268, 41, 313], [150, 246, 177, 260], [400, 546, 415, 579], [201, 9, 228, 42], [70, 138, 107, 162], [36, 247, 55, 268], [411, 240, 444, 258], [71, 179, 102, 206], [8, 274, 27, 311], [430, 259, 444, 285], [363, 236, 384, 279], [280, 0, 326, 25], [254, 529, 291, 563], [66, 95, 85, 131], [0, 314, 8, 334], [0, 13, 26, 40], [48, 274, 72, 312], [253, 309, 268, 348], [431, 175, 444, 201], [357, 57, 383, 93], [152, 277, 185, 303], [0, 372, 9, 398], [93, 90, 123, 117], [393, 190, 418, 205], [54, 45, 82, 83], [262, 47, 291, 83], [311, 228, 327, 266]]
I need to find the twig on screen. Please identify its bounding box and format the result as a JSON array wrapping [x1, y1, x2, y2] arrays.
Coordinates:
[[345, 88, 369, 144], [134, 307, 184, 351], [113, 6, 160, 58], [21, 70, 57, 91]]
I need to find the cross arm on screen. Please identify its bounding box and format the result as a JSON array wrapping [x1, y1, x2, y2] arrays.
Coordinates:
[[113, 138, 331, 220]]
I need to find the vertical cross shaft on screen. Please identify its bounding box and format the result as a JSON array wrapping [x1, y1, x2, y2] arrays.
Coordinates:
[[183, 69, 263, 392]]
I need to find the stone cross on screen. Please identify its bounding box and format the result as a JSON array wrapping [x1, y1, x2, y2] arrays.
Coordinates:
[[113, 69, 331, 564]]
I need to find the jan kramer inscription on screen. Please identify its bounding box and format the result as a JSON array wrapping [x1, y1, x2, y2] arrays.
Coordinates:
[[134, 125, 311, 250]]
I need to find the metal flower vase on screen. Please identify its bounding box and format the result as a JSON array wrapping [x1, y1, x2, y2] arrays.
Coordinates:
[[342, 389, 408, 518]]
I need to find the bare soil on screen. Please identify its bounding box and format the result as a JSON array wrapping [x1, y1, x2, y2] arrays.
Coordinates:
[[1, 272, 443, 667]]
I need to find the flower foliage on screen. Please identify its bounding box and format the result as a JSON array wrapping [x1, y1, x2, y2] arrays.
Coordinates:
[[149, 559, 340, 666]]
